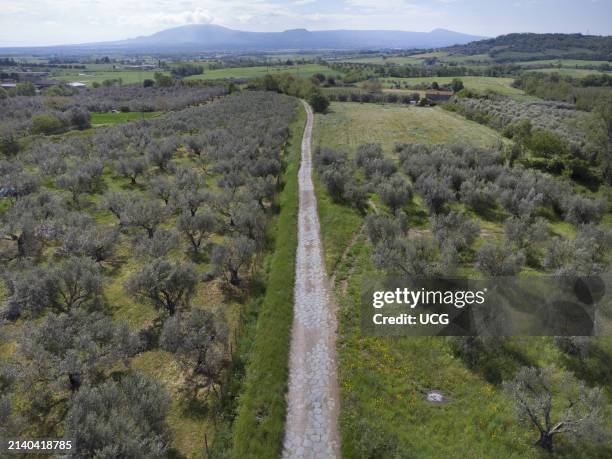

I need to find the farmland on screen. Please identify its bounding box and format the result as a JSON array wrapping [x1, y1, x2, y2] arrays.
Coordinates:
[[525, 67, 612, 77], [185, 63, 340, 80], [0, 88, 300, 457], [90, 111, 161, 126], [310, 99, 612, 458], [378, 76, 528, 97], [313, 102, 504, 157], [51, 69, 162, 86]]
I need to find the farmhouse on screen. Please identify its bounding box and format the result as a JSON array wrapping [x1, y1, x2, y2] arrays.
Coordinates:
[[425, 90, 454, 101], [13, 71, 49, 82]]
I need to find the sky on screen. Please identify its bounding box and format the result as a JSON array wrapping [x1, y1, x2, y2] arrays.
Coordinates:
[[1, 0, 611, 47]]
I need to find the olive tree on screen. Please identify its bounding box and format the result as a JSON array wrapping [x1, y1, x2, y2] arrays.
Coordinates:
[[125, 258, 198, 315], [53, 256, 103, 312], [416, 175, 455, 215], [58, 218, 118, 262], [476, 243, 526, 276], [134, 229, 180, 260], [160, 307, 228, 398], [459, 179, 498, 214], [19, 309, 139, 394], [121, 197, 167, 238], [378, 175, 412, 214], [146, 138, 177, 171], [56, 160, 104, 206], [177, 211, 218, 254], [364, 214, 402, 246], [430, 211, 480, 250], [100, 191, 129, 223], [65, 372, 171, 458], [543, 227, 610, 276], [503, 367, 607, 451], [372, 236, 457, 279], [116, 155, 147, 185], [211, 236, 255, 286], [5, 257, 102, 317]]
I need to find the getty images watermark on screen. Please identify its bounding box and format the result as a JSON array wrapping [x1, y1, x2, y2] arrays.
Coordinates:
[[371, 287, 488, 326], [361, 274, 611, 337]]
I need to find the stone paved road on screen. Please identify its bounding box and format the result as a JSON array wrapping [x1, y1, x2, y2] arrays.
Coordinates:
[[282, 101, 340, 459]]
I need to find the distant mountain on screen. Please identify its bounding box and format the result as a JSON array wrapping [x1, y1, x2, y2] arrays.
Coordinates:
[[444, 33, 612, 62], [111, 25, 483, 51], [0, 24, 484, 53]]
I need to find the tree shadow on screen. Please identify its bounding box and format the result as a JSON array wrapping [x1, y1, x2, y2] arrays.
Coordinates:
[[451, 337, 536, 385], [560, 342, 612, 387]]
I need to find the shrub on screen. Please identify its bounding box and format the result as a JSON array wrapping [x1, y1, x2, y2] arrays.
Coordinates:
[[31, 114, 66, 135], [476, 243, 525, 276], [308, 92, 330, 113]]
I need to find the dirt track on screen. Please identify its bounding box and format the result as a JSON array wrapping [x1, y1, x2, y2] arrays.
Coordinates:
[[282, 101, 340, 458]]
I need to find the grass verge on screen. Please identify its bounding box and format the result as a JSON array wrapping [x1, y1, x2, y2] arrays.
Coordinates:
[[231, 101, 305, 457]]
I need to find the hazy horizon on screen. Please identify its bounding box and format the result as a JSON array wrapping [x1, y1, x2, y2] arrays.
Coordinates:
[[1, 0, 612, 47]]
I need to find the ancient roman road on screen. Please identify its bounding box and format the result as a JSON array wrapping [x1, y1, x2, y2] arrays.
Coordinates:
[[282, 101, 341, 458]]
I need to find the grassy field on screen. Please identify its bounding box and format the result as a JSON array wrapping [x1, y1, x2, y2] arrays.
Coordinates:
[[312, 101, 612, 458], [186, 63, 340, 81], [90, 111, 161, 125], [516, 59, 612, 67], [525, 67, 612, 77], [313, 102, 504, 160], [378, 76, 527, 97], [231, 103, 304, 457], [335, 52, 493, 66], [336, 56, 426, 65]]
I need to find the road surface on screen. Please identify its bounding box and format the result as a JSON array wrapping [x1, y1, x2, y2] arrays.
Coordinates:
[[282, 101, 340, 458]]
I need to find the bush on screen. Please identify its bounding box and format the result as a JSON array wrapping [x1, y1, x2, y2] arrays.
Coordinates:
[[308, 92, 330, 113], [31, 114, 66, 135], [476, 243, 525, 276]]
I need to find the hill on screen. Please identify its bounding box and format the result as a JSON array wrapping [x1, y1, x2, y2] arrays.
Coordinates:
[[0, 24, 484, 53], [445, 33, 612, 62]]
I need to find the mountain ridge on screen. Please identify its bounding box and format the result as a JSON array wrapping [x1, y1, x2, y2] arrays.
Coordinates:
[[0, 24, 485, 52]]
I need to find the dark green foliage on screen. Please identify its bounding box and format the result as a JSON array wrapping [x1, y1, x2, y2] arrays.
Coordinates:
[[451, 78, 464, 92], [31, 114, 67, 135], [308, 92, 330, 113]]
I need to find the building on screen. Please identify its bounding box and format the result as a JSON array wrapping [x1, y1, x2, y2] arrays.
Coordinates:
[[33, 79, 58, 89], [425, 91, 454, 102], [14, 71, 49, 82]]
